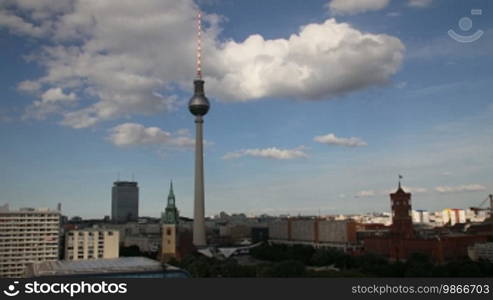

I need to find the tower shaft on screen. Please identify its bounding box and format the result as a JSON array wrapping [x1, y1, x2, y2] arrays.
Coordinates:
[[193, 116, 206, 246]]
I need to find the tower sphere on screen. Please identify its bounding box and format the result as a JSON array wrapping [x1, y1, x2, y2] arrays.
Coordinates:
[[188, 79, 210, 116]]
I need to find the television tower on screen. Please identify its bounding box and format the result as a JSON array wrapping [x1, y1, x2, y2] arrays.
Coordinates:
[[189, 11, 209, 247]]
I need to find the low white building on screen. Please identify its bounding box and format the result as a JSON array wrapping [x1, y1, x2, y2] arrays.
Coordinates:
[[65, 229, 119, 260]]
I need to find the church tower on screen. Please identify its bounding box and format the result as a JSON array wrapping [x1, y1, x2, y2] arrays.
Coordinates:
[[390, 177, 414, 239], [161, 181, 179, 262]]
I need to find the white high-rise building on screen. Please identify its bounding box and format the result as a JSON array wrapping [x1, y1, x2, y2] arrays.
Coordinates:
[[0, 206, 60, 278], [65, 229, 119, 260]]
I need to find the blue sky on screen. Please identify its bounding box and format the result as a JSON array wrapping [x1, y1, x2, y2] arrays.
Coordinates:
[[0, 0, 492, 218]]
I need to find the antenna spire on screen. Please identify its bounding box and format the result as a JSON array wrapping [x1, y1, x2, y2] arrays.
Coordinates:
[[196, 11, 203, 80]]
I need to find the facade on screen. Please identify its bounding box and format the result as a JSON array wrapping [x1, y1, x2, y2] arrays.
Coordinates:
[[111, 181, 139, 223], [0, 207, 60, 278], [268, 219, 359, 252], [64, 229, 119, 260]]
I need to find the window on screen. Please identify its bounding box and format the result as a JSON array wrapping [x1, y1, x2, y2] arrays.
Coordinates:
[[166, 228, 171, 236]]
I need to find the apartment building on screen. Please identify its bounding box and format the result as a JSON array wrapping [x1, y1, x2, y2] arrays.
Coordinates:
[[0, 206, 60, 278], [65, 229, 119, 260]]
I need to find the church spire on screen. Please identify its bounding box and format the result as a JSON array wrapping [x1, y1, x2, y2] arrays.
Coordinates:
[[167, 180, 175, 207], [162, 180, 179, 224]]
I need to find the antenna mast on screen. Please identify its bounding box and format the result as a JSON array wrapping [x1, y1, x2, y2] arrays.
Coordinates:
[[196, 11, 203, 80]]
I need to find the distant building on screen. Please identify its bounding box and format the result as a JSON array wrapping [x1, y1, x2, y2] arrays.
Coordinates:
[[268, 218, 360, 252], [442, 208, 466, 226], [111, 181, 139, 223], [251, 227, 269, 243], [412, 210, 430, 224], [0, 206, 60, 278], [65, 229, 119, 260]]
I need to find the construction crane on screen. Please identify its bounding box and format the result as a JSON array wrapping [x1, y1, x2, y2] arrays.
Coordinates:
[[470, 194, 493, 221]]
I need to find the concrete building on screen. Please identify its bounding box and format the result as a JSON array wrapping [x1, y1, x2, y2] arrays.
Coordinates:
[[111, 181, 139, 223], [0, 206, 60, 278], [65, 229, 119, 260], [268, 218, 359, 252]]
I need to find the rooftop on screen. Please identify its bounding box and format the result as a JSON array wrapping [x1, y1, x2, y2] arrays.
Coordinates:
[[26, 257, 179, 277]]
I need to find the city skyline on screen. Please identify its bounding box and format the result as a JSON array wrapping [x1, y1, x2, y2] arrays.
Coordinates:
[[1, 0, 493, 219]]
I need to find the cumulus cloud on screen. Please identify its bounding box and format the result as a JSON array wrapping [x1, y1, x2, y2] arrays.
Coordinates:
[[23, 87, 77, 120], [435, 184, 486, 193], [0, 10, 50, 37], [328, 0, 390, 15], [108, 123, 195, 148], [210, 19, 404, 101], [41, 88, 77, 102], [408, 0, 433, 8], [2, 0, 404, 128], [223, 146, 308, 160], [314, 133, 367, 147]]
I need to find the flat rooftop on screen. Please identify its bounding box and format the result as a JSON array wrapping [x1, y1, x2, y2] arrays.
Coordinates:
[[27, 257, 180, 277]]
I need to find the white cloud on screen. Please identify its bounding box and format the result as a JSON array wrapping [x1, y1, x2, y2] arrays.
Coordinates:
[[223, 146, 308, 160], [328, 0, 390, 15], [408, 0, 432, 8], [23, 87, 77, 120], [0, 10, 50, 37], [387, 12, 401, 17], [41, 87, 77, 102], [108, 123, 195, 148], [210, 19, 404, 101], [385, 186, 428, 194], [355, 190, 376, 197], [17, 80, 41, 93], [4, 0, 404, 128], [435, 184, 486, 193], [314, 133, 367, 147], [359, 186, 428, 197]]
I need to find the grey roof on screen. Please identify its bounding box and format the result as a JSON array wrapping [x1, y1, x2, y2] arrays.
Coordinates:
[[29, 257, 178, 277]]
